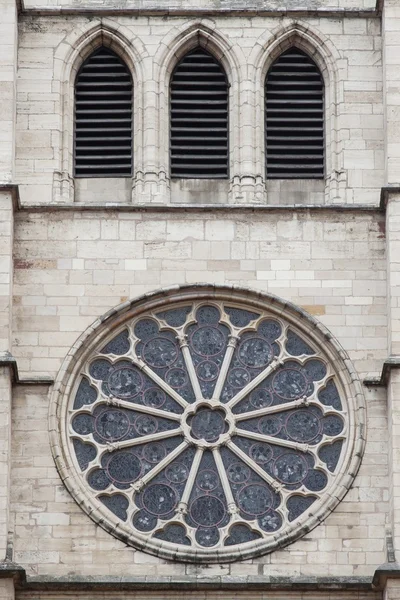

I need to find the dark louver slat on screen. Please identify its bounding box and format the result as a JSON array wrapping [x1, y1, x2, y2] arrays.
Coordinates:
[[74, 47, 133, 178], [266, 48, 324, 179], [170, 48, 229, 179]]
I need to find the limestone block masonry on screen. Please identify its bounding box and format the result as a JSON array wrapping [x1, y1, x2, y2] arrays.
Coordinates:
[[1, 0, 400, 599], [15, 13, 384, 206]]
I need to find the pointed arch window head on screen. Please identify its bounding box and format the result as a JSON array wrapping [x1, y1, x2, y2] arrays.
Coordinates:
[[170, 48, 229, 179], [266, 47, 324, 180], [74, 47, 133, 178]]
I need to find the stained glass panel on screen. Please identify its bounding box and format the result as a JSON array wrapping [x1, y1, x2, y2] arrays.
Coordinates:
[[64, 296, 355, 561]]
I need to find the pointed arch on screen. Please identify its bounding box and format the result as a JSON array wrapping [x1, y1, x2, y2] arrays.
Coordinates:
[[52, 19, 147, 202], [250, 21, 340, 90], [250, 22, 343, 200], [54, 18, 148, 86], [153, 22, 244, 189], [74, 46, 133, 178], [154, 21, 244, 87], [265, 46, 324, 179]]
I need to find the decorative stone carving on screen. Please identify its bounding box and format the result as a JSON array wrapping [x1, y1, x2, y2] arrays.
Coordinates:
[[50, 285, 365, 562]]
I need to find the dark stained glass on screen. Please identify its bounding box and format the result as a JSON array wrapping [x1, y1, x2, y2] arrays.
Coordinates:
[[225, 524, 261, 546], [319, 440, 343, 472], [225, 307, 260, 327], [133, 510, 157, 532], [107, 452, 142, 484], [73, 439, 97, 471], [318, 379, 343, 411], [99, 494, 129, 521], [287, 495, 317, 521], [156, 307, 192, 327], [69, 300, 348, 555], [107, 366, 143, 399], [286, 330, 315, 356], [142, 484, 178, 516], [101, 329, 130, 356], [73, 377, 97, 409], [155, 524, 191, 545], [190, 408, 227, 442]]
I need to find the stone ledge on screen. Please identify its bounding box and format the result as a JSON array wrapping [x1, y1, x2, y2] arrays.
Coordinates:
[[21, 6, 379, 17], [364, 357, 400, 387], [0, 561, 26, 584], [0, 563, 386, 592], [0, 352, 54, 386], [0, 185, 20, 212], [372, 563, 400, 589], [22, 575, 374, 592], [380, 186, 400, 210], [17, 202, 382, 213]]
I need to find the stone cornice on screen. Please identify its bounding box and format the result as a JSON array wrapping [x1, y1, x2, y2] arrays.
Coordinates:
[[20, 6, 379, 18], [0, 561, 393, 592], [0, 184, 20, 212], [0, 562, 26, 584], [16, 202, 382, 213], [372, 563, 400, 589], [19, 574, 376, 592], [0, 183, 387, 214], [380, 186, 400, 210], [363, 357, 400, 387], [0, 352, 54, 386]]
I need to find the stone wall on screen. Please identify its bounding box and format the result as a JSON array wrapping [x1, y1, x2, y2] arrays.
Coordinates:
[[9, 206, 389, 576], [4, 0, 397, 588], [21, 0, 378, 10], [15, 14, 383, 206], [12, 208, 386, 377], [11, 379, 388, 577]]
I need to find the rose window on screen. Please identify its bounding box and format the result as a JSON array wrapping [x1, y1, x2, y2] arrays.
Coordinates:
[[52, 287, 365, 562]]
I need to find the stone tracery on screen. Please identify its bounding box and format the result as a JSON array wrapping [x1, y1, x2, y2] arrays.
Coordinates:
[[58, 290, 361, 562]]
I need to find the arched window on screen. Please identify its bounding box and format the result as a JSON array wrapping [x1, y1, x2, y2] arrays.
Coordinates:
[[74, 47, 133, 178], [170, 48, 229, 179], [265, 47, 324, 179]]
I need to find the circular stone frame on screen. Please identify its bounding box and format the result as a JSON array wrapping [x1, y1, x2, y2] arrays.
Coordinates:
[[49, 284, 366, 563]]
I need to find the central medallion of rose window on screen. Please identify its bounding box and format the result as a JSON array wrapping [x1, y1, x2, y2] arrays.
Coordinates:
[[57, 291, 363, 562], [188, 407, 228, 443]]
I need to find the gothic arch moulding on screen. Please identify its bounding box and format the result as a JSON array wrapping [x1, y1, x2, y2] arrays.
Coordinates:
[[52, 18, 148, 203], [250, 21, 344, 201], [153, 22, 245, 186], [50, 284, 365, 563], [155, 20, 244, 86]]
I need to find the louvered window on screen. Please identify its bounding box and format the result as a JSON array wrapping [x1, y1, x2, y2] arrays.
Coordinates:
[[74, 47, 133, 178], [170, 48, 229, 179], [266, 47, 324, 179]]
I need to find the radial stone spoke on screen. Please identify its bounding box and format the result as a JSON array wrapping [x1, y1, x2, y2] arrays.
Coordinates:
[[213, 334, 240, 399], [227, 441, 284, 493], [106, 427, 183, 451], [178, 447, 203, 512], [235, 428, 309, 452], [131, 356, 189, 409], [227, 358, 282, 409], [177, 335, 204, 401], [212, 447, 236, 509], [138, 440, 189, 488], [102, 396, 182, 421], [234, 397, 308, 422]]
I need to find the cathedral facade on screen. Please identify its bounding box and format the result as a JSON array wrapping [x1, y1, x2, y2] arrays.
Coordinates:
[[0, 0, 398, 598]]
